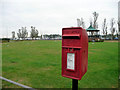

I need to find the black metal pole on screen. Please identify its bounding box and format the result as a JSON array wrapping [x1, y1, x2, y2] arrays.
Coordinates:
[[72, 79, 78, 90]]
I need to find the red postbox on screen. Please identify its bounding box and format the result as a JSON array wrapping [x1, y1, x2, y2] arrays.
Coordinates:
[[62, 27, 88, 80]]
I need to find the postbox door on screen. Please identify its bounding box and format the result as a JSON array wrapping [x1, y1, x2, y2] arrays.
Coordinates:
[[62, 47, 82, 80]]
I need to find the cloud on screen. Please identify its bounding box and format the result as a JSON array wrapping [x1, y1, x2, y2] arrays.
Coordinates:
[[0, 0, 118, 37]]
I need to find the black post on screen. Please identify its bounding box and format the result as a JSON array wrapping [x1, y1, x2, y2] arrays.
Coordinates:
[[72, 79, 78, 90]]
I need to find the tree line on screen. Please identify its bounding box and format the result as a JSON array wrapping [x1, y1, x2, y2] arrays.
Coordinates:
[[12, 26, 39, 40], [12, 26, 62, 40], [12, 12, 119, 40], [77, 12, 118, 39]]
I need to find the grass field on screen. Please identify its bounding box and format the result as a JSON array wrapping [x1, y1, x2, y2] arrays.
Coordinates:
[[2, 40, 118, 88]]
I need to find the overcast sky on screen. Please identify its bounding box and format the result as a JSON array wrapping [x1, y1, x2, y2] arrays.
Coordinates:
[[0, 0, 119, 38]]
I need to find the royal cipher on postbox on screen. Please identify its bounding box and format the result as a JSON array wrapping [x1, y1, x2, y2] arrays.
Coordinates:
[[62, 27, 88, 80]]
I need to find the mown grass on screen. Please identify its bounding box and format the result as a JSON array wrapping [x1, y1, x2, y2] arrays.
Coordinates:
[[2, 40, 118, 88]]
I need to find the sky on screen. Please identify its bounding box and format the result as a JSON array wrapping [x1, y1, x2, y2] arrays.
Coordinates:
[[0, 0, 119, 38]]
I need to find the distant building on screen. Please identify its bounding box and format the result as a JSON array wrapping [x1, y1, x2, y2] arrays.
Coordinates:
[[86, 25, 100, 37], [86, 25, 104, 42]]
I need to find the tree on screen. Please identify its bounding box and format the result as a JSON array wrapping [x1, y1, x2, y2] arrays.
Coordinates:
[[12, 31, 15, 40], [40, 35, 42, 39], [89, 18, 93, 26], [118, 19, 120, 33], [43, 34, 49, 39], [34, 29, 39, 39], [77, 18, 85, 28], [105, 26, 108, 39], [21, 27, 28, 40], [115, 29, 118, 37], [117, 19, 120, 38], [17, 29, 21, 40], [110, 18, 115, 40], [17, 27, 28, 40], [30, 26, 39, 40], [92, 12, 99, 29], [102, 18, 108, 39]]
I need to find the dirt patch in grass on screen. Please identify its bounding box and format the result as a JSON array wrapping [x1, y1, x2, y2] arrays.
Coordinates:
[[105, 40, 118, 42], [112, 86, 116, 88], [90, 49, 102, 51], [40, 84, 53, 88], [26, 66, 53, 73], [1, 43, 7, 44], [88, 52, 94, 54], [45, 85, 53, 88], [40, 66, 53, 71]]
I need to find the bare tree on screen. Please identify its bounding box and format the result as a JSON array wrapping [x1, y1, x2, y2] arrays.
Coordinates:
[[115, 28, 118, 37], [17, 27, 28, 40], [21, 27, 28, 40], [117, 19, 120, 39], [12, 31, 15, 40], [105, 26, 108, 39], [77, 18, 85, 28], [93, 12, 99, 29], [102, 18, 108, 39], [17, 29, 21, 40], [30, 26, 39, 40], [77, 18, 81, 27], [118, 19, 120, 33], [40, 35, 43, 39], [34, 29, 39, 39], [110, 18, 115, 40], [30, 26, 34, 40], [102, 18, 106, 35], [89, 18, 93, 26]]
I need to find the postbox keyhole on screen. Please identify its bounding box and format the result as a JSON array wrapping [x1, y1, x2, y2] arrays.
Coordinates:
[[69, 48, 73, 52]]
